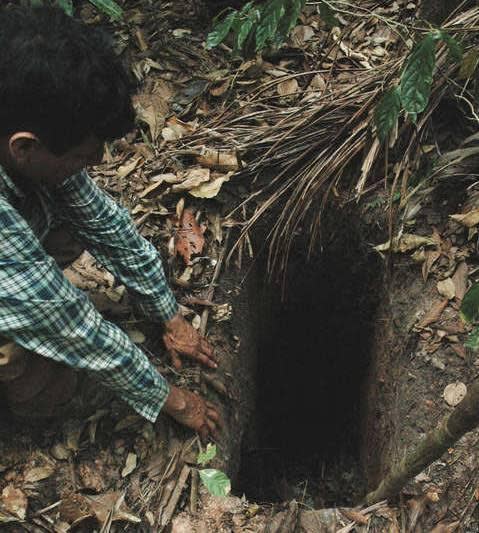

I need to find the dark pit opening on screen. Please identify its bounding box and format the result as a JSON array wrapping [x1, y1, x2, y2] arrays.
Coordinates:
[[238, 220, 384, 506]]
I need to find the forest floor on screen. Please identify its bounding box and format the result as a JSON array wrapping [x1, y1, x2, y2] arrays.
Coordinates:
[[1, 0, 479, 531]]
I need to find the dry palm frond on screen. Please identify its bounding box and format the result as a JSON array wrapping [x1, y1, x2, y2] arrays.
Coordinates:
[[162, 3, 479, 277]]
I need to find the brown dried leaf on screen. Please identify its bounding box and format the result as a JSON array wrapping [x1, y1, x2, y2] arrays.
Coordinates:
[[175, 209, 205, 264], [196, 148, 239, 171], [452, 262, 468, 302], [172, 168, 210, 193], [450, 343, 466, 359], [121, 453, 138, 478], [443, 382, 467, 406], [189, 172, 232, 198], [133, 93, 168, 141], [88, 492, 141, 524], [417, 299, 448, 329], [23, 465, 54, 484], [161, 116, 197, 141], [340, 508, 369, 525], [116, 157, 142, 179], [450, 209, 479, 228], [60, 491, 140, 527], [422, 250, 441, 281], [79, 463, 105, 493], [291, 25, 315, 45], [277, 78, 299, 96], [138, 173, 180, 198], [307, 73, 326, 92], [430, 521, 460, 533], [375, 233, 435, 253], [1, 485, 27, 520], [437, 278, 455, 300], [210, 79, 231, 97]]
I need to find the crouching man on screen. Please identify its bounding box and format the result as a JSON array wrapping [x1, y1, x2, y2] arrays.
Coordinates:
[[0, 6, 221, 440]]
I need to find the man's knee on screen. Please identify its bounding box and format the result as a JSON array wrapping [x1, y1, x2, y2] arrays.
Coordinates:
[[0, 339, 77, 417]]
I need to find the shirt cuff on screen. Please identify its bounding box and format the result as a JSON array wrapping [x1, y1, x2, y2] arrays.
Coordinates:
[[126, 377, 171, 423], [134, 286, 179, 323]]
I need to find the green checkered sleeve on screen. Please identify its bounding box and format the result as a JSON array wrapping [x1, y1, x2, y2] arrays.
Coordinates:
[[52, 170, 178, 322], [0, 197, 169, 422]]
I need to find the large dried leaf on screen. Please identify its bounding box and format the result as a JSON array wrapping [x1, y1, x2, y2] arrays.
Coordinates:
[[374, 233, 435, 253], [196, 148, 239, 171], [437, 278, 455, 300], [189, 173, 232, 198], [443, 382, 467, 406], [121, 453, 138, 478], [417, 299, 448, 329], [450, 209, 479, 228], [133, 93, 168, 142], [172, 168, 211, 193], [23, 465, 55, 484], [116, 157, 141, 179], [1, 485, 27, 521], [277, 78, 299, 96], [175, 209, 205, 264], [452, 262, 468, 302], [161, 117, 197, 141], [61, 491, 140, 527]]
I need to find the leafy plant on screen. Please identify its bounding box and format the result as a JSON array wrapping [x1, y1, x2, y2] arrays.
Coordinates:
[[29, 0, 123, 21], [374, 30, 463, 141], [199, 469, 232, 497], [460, 283, 479, 351], [206, 0, 338, 55], [196, 443, 231, 497]]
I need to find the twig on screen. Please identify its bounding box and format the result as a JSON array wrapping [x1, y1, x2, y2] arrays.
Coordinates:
[[190, 468, 199, 514], [199, 229, 231, 336], [159, 464, 191, 530], [366, 379, 479, 504]]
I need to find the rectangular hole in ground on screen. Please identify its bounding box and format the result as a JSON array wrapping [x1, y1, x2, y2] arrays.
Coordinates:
[[237, 229, 383, 507]]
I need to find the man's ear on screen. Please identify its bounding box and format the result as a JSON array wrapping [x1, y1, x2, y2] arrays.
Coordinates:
[[8, 132, 41, 164]]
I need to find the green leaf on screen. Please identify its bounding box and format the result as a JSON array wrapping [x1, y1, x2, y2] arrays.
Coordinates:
[[56, 0, 73, 16], [440, 32, 463, 63], [88, 0, 123, 20], [459, 49, 479, 79], [207, 11, 239, 49], [199, 469, 231, 497], [234, 5, 260, 52], [255, 0, 286, 51], [318, 1, 340, 28], [399, 34, 437, 118], [465, 326, 479, 352], [460, 282, 479, 323], [374, 86, 401, 141], [197, 443, 217, 466], [271, 0, 306, 47]]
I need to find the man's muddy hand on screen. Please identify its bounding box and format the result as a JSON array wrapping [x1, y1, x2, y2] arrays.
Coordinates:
[[163, 313, 218, 370], [163, 385, 222, 441]]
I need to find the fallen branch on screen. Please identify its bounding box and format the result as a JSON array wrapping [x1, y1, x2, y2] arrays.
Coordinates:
[[365, 379, 479, 504]]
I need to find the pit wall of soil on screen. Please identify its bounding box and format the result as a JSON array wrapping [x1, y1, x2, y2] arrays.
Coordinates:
[[361, 181, 479, 527]]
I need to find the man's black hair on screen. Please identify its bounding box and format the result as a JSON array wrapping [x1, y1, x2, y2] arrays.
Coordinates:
[[0, 6, 136, 154]]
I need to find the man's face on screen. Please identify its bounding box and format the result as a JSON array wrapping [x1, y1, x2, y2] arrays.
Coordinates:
[[7, 134, 104, 188]]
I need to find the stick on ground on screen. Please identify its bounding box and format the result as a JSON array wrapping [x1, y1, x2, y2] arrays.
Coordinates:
[[366, 379, 479, 504]]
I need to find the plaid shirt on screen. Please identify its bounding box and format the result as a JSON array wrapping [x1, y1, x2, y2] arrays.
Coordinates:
[[0, 166, 178, 422]]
